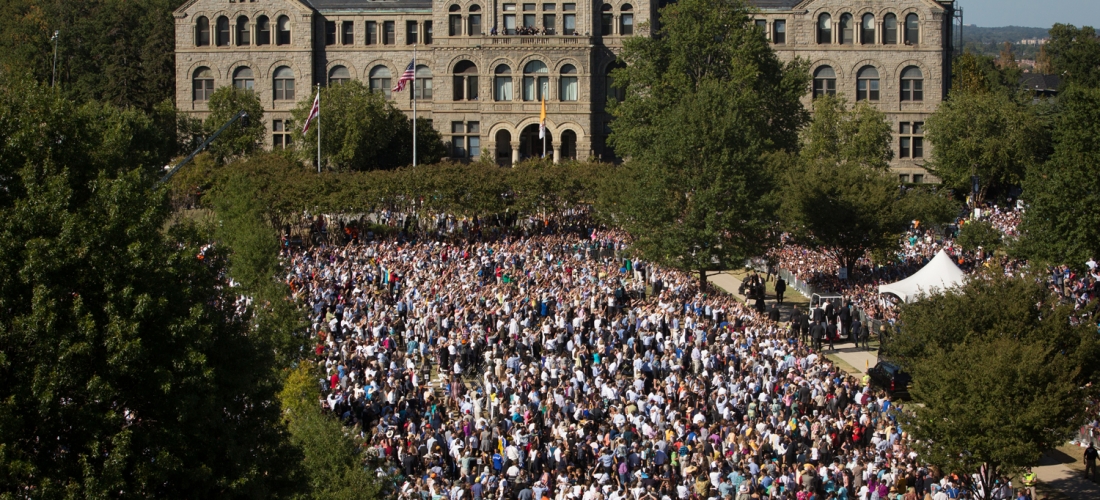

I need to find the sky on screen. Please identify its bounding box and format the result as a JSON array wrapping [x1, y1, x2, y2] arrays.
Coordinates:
[[960, 0, 1100, 28]]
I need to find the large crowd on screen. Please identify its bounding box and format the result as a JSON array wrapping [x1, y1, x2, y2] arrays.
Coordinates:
[[767, 203, 1039, 325], [280, 211, 1032, 500]]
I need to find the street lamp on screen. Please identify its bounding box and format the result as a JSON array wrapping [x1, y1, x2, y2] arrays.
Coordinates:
[[51, 30, 59, 88]]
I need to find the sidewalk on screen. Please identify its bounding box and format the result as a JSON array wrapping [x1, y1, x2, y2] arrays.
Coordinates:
[[708, 271, 804, 321], [1034, 446, 1100, 500]]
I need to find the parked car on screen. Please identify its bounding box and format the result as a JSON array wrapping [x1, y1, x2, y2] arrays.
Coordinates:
[[867, 361, 912, 399]]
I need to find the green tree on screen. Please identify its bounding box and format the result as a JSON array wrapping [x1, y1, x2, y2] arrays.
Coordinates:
[[389, 116, 449, 168], [951, 51, 1022, 95], [0, 80, 304, 498], [204, 85, 266, 163], [956, 219, 1003, 252], [952, 52, 991, 94], [280, 366, 388, 500], [1020, 85, 1100, 268], [800, 96, 894, 170], [292, 81, 445, 171], [782, 161, 917, 274], [1047, 24, 1100, 88], [924, 89, 1048, 205], [607, 0, 809, 288], [783, 96, 955, 273], [889, 275, 1100, 498], [0, 0, 178, 111]]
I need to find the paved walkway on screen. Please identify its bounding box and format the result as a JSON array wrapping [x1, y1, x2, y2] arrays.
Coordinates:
[[708, 272, 803, 321], [1034, 446, 1100, 500], [833, 348, 878, 375]]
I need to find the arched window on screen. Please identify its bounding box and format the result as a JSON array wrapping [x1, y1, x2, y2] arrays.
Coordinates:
[[236, 16, 250, 46], [861, 14, 875, 44], [369, 66, 392, 98], [453, 60, 478, 101], [812, 66, 836, 98], [620, 4, 634, 36], [606, 62, 624, 102], [449, 5, 462, 36], [904, 14, 919, 44], [469, 5, 482, 36], [817, 14, 832, 44], [273, 66, 295, 101], [215, 16, 230, 46], [601, 4, 613, 36], [256, 16, 270, 45], [839, 14, 853, 44], [523, 60, 548, 101], [233, 67, 254, 90], [900, 66, 923, 101], [494, 64, 513, 101], [415, 65, 433, 99], [276, 15, 291, 45], [883, 14, 897, 44], [856, 66, 879, 101], [193, 67, 214, 101], [329, 66, 350, 85], [195, 16, 210, 46], [560, 64, 578, 101]]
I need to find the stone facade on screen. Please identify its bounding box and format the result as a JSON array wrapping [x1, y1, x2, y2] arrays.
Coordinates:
[[757, 0, 956, 181], [174, 0, 954, 175]]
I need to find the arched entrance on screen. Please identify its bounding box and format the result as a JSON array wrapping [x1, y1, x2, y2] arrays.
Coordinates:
[[560, 130, 577, 160], [519, 124, 551, 160], [495, 130, 512, 165]]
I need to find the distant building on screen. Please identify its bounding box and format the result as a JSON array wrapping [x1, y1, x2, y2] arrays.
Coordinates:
[[1018, 38, 1048, 46], [1020, 73, 1060, 98], [174, 0, 956, 179]]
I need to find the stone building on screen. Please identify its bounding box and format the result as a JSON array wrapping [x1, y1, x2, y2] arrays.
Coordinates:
[[754, 0, 958, 182], [174, 0, 956, 177]]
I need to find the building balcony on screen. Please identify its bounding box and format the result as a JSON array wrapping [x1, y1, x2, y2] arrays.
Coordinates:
[[433, 35, 595, 48]]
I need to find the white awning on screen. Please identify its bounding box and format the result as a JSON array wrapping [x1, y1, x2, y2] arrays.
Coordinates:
[[878, 249, 967, 303]]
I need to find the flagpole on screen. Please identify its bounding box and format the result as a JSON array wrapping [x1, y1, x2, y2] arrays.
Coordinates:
[[316, 84, 321, 173], [413, 45, 418, 167]]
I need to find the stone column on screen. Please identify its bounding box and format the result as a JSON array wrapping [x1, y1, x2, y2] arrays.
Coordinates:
[[579, 140, 593, 161], [511, 141, 521, 165], [553, 146, 561, 164]]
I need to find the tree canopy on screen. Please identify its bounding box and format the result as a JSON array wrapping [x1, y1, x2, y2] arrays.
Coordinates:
[[799, 96, 894, 171], [783, 96, 955, 272], [291, 81, 446, 171], [607, 0, 809, 287], [1047, 24, 1100, 89], [0, 79, 305, 498], [1019, 85, 1100, 268], [204, 85, 266, 163], [889, 275, 1100, 496], [0, 0, 178, 111], [924, 89, 1049, 205]]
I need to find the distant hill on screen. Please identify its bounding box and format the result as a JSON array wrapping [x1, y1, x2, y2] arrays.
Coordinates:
[[962, 25, 1050, 45], [960, 26, 1050, 61]]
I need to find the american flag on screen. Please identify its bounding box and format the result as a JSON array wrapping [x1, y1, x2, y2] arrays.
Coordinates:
[[301, 92, 319, 134], [392, 60, 415, 93]]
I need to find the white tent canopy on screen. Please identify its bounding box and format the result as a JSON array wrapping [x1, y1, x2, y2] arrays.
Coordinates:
[[878, 249, 967, 303]]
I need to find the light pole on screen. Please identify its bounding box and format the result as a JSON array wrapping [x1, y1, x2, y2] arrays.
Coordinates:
[[51, 30, 59, 88]]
